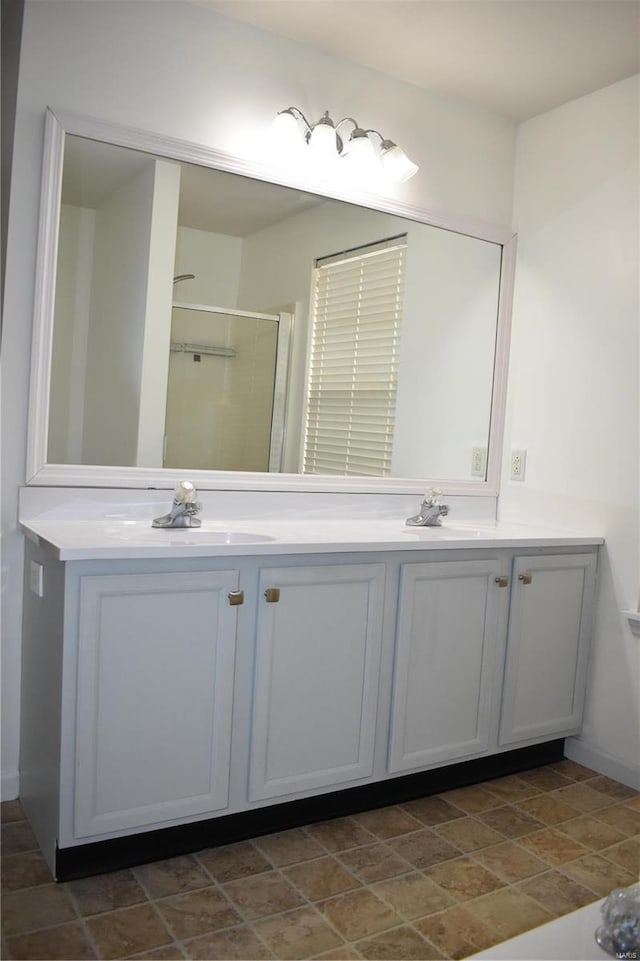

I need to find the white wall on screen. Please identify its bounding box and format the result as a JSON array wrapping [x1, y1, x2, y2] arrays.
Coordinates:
[[501, 76, 640, 787], [1, 0, 516, 797]]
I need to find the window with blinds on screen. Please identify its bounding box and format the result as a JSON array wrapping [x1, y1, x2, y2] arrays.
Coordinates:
[[303, 236, 407, 477]]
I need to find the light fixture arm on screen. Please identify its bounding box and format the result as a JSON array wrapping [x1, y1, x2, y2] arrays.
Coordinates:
[[277, 106, 313, 136], [272, 107, 419, 181]]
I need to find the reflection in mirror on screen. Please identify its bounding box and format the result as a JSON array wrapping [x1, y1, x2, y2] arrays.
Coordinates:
[[33, 111, 514, 492]]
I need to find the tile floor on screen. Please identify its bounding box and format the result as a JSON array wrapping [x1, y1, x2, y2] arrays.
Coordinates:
[[1, 760, 639, 960]]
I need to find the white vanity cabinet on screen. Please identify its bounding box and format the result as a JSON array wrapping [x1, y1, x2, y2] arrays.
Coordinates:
[[248, 562, 386, 801], [388, 558, 507, 773], [72, 569, 240, 838], [18, 523, 600, 878], [499, 553, 597, 746]]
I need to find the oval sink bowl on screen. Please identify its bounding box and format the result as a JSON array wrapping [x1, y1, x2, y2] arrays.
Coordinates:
[[403, 526, 483, 538], [171, 530, 275, 544]]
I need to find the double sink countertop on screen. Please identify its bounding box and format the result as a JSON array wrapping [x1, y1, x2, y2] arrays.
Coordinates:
[[19, 514, 604, 561]]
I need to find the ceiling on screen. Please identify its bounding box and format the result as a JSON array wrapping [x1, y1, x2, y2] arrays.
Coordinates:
[[199, 0, 640, 122]]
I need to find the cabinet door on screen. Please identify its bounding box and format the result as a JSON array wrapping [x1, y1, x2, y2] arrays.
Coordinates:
[[74, 570, 239, 838], [249, 563, 385, 801], [499, 553, 597, 746], [388, 559, 504, 773]]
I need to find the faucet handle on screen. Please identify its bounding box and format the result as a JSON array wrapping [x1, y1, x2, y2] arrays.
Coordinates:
[[174, 480, 197, 504]]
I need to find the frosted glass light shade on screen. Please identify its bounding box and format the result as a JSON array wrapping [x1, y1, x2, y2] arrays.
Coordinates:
[[308, 121, 337, 158], [271, 110, 302, 147], [345, 133, 379, 167], [381, 143, 419, 182]]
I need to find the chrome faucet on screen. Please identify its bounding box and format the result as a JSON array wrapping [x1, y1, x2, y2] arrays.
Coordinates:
[[152, 481, 202, 528], [406, 488, 450, 527]]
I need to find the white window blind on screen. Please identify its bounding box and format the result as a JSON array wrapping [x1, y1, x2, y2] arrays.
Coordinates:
[[303, 236, 407, 477]]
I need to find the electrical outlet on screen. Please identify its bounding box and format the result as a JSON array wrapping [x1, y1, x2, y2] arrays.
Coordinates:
[[29, 560, 44, 597], [471, 446, 487, 477], [510, 449, 527, 481]]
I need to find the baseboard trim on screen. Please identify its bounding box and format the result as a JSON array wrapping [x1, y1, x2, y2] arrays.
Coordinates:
[[55, 740, 564, 881], [1, 769, 20, 801], [564, 737, 640, 790]]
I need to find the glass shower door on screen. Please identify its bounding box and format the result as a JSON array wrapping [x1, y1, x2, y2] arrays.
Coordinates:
[[163, 304, 290, 472]]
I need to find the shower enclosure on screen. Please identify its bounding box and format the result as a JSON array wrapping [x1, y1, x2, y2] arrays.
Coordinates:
[[163, 303, 291, 473]]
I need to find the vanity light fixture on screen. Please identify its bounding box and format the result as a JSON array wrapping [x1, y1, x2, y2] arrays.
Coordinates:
[[272, 107, 419, 182]]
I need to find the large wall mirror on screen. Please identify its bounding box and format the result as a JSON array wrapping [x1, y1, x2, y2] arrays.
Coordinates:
[[27, 109, 515, 494]]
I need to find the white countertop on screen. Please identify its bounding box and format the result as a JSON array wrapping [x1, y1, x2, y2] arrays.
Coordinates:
[[19, 515, 604, 561], [468, 898, 611, 960]]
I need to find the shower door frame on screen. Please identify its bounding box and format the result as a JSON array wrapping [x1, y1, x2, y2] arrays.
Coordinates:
[[169, 302, 292, 473]]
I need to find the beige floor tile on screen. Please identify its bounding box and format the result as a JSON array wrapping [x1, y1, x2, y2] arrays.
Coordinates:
[[387, 827, 462, 870], [600, 836, 640, 874], [124, 947, 186, 959], [354, 805, 423, 839], [285, 855, 360, 900], [319, 888, 401, 941], [372, 872, 454, 920], [155, 886, 240, 940], [133, 856, 212, 899], [516, 868, 598, 916], [253, 905, 344, 960], [67, 867, 148, 915], [254, 827, 326, 866], [1, 850, 53, 893], [593, 804, 640, 836], [425, 856, 504, 901], [440, 785, 502, 814], [197, 841, 271, 882], [415, 904, 497, 959], [313, 948, 360, 959], [433, 816, 504, 852], [87, 903, 174, 959], [1, 821, 39, 856], [516, 767, 573, 793], [553, 783, 617, 813], [477, 805, 544, 839], [586, 776, 639, 801], [6, 921, 97, 960], [560, 852, 638, 896], [1, 883, 77, 935], [182, 923, 272, 959], [223, 870, 305, 919], [518, 827, 591, 865], [482, 775, 540, 803], [549, 760, 597, 781], [515, 794, 581, 824], [355, 924, 445, 959], [338, 841, 412, 883], [401, 795, 467, 824], [624, 795, 640, 812], [1, 800, 25, 823], [466, 887, 554, 939], [307, 816, 377, 852], [471, 840, 548, 882], [558, 814, 626, 850]]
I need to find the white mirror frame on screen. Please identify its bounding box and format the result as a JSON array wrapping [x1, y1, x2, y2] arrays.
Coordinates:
[[27, 107, 516, 495]]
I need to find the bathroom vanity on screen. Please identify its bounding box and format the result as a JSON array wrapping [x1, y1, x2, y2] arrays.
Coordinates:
[[19, 500, 602, 880]]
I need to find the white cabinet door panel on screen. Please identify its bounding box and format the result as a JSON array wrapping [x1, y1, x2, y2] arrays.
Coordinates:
[[389, 559, 504, 773], [249, 563, 385, 800], [74, 570, 238, 838], [499, 553, 597, 745]]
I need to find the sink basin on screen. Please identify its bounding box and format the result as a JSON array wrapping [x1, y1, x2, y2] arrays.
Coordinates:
[[170, 530, 275, 544], [107, 522, 275, 545], [403, 526, 484, 538]]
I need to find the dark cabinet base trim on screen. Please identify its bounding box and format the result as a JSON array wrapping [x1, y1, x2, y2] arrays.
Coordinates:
[[56, 739, 564, 880]]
